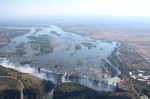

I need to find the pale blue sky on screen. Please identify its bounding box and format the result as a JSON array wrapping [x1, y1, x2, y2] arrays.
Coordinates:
[[0, 0, 150, 18]]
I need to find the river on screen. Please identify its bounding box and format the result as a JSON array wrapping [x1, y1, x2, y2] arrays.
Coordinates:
[[0, 25, 120, 91]]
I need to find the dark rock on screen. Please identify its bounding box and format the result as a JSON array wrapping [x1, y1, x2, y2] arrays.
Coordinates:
[[53, 83, 130, 99]]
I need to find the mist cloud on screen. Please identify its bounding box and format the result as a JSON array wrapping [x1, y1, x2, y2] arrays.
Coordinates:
[[0, 58, 47, 79]]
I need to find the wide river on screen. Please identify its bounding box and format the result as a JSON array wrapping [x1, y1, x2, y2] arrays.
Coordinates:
[[0, 25, 120, 89]]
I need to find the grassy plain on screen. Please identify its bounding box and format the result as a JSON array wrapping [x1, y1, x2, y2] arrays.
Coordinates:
[[57, 21, 150, 61], [0, 66, 54, 99]]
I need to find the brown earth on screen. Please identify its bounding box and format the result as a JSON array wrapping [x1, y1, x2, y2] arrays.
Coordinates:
[[0, 38, 9, 47], [58, 24, 150, 61], [0, 28, 31, 47]]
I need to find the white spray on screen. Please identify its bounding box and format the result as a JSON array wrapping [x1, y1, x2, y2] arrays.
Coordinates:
[[0, 58, 47, 79], [0, 58, 118, 92]]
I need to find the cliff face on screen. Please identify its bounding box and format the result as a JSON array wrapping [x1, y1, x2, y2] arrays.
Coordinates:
[[0, 66, 55, 99], [0, 89, 20, 99], [53, 83, 130, 99]]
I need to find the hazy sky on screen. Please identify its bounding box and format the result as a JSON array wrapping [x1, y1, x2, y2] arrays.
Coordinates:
[[1, 0, 150, 18]]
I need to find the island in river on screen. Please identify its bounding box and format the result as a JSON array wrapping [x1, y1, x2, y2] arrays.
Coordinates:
[[0, 25, 120, 89], [0, 22, 149, 99]]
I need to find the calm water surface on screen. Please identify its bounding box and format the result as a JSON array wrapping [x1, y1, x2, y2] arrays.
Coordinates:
[[0, 25, 119, 80]]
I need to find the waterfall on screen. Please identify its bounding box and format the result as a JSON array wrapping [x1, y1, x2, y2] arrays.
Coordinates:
[[0, 58, 116, 92], [40, 68, 116, 92]]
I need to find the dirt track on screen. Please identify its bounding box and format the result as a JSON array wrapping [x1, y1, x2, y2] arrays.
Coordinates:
[[0, 76, 24, 99]]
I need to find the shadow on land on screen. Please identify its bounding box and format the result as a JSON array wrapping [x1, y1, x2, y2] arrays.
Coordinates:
[[53, 83, 128, 99]]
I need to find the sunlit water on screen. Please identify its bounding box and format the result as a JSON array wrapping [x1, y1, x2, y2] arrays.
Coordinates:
[[0, 25, 120, 91]]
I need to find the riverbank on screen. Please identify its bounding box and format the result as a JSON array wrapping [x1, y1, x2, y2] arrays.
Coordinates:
[[56, 23, 150, 62], [0, 27, 31, 47], [0, 25, 120, 85], [107, 43, 150, 98], [53, 83, 131, 99], [0, 65, 55, 99]]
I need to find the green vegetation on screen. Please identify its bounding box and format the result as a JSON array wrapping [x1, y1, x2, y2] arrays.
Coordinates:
[[75, 44, 81, 50], [108, 44, 150, 98], [28, 36, 54, 55], [55, 83, 87, 92], [16, 49, 26, 57], [0, 89, 20, 99], [20, 60, 37, 65], [50, 30, 61, 36], [0, 28, 31, 39], [33, 28, 43, 34], [101, 59, 117, 77], [0, 77, 21, 99], [16, 42, 26, 49], [81, 42, 94, 49], [132, 79, 150, 98], [0, 28, 31, 47], [0, 78, 21, 89], [0, 65, 55, 99], [53, 83, 130, 99], [101, 66, 107, 74], [107, 49, 122, 67]]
